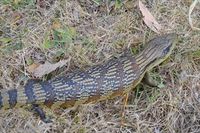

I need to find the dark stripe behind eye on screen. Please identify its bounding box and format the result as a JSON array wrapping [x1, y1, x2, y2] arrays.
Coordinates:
[[163, 46, 170, 54]]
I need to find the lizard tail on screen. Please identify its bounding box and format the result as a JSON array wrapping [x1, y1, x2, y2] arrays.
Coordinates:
[[0, 79, 54, 110], [0, 89, 18, 109]]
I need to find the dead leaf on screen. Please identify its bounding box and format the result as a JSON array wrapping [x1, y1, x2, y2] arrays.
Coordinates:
[[189, 0, 200, 30], [11, 12, 23, 27], [27, 63, 40, 73], [138, 0, 162, 33], [28, 59, 70, 78], [52, 20, 61, 29]]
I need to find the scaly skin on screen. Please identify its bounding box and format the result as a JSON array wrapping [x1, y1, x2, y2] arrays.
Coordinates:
[[0, 33, 177, 120]]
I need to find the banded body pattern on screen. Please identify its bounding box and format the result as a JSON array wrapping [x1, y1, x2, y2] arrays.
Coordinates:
[[0, 52, 141, 109], [51, 53, 140, 108], [0, 33, 176, 110]]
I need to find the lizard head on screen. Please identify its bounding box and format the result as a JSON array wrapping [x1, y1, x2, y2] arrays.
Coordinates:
[[136, 33, 177, 71]]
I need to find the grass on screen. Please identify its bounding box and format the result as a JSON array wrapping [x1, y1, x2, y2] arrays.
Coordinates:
[[0, 0, 200, 132]]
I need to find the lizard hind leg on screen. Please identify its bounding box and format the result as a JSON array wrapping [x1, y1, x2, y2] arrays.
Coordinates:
[[31, 104, 52, 123]]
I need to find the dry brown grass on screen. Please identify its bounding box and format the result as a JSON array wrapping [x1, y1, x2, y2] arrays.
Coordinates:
[[0, 0, 200, 132]]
